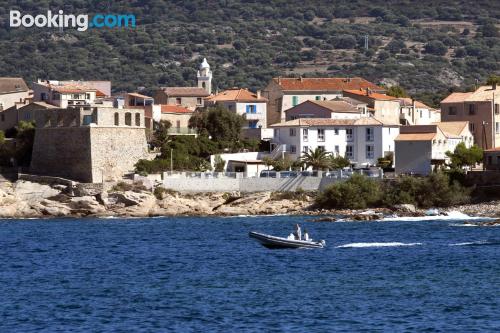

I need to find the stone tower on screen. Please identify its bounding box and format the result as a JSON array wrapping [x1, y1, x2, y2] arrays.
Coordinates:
[[197, 58, 212, 95]]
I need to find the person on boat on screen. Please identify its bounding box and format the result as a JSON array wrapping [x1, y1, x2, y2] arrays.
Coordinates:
[[294, 224, 302, 240], [303, 229, 310, 241]]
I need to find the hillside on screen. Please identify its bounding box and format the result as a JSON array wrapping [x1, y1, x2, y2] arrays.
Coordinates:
[[0, 0, 499, 106]]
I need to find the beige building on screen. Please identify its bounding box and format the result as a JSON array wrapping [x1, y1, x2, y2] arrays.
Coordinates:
[[262, 77, 384, 126], [441, 85, 500, 150], [343, 89, 401, 125], [32, 80, 110, 108], [0, 78, 31, 111], [395, 121, 473, 175], [30, 107, 150, 183], [159, 105, 196, 136], [397, 98, 441, 125], [0, 101, 58, 131]]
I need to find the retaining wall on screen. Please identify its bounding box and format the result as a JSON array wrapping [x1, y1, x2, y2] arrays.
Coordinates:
[[162, 176, 338, 193]]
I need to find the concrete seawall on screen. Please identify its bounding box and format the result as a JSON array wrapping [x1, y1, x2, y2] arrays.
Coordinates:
[[162, 176, 338, 193]]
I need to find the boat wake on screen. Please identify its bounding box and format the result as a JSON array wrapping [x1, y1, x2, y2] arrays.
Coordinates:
[[383, 210, 492, 222], [336, 242, 422, 249], [449, 240, 500, 247]]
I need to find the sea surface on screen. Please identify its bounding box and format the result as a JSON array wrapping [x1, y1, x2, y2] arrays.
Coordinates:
[[0, 215, 499, 332]]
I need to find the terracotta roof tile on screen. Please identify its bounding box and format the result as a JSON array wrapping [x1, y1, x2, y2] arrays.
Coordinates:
[[273, 77, 384, 92], [160, 105, 193, 114], [434, 121, 468, 137], [207, 88, 267, 102], [395, 133, 437, 141], [162, 87, 210, 97], [343, 89, 396, 101], [441, 92, 473, 103], [0, 77, 29, 94]]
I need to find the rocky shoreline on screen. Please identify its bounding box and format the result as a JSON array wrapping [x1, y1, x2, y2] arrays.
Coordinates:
[[1, 180, 500, 222]]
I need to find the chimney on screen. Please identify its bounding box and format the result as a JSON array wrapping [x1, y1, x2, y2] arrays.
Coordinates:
[[277, 76, 281, 84], [256, 90, 261, 99], [365, 88, 370, 96]]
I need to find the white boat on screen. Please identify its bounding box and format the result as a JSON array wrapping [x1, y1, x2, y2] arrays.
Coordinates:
[[249, 231, 326, 249]]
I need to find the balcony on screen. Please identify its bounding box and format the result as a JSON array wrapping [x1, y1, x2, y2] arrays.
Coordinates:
[[168, 127, 197, 135], [244, 112, 265, 120]]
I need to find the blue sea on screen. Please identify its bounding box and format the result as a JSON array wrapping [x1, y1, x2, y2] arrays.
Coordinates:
[[0, 215, 499, 332]]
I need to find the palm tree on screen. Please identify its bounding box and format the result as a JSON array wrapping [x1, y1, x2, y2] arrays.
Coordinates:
[[301, 147, 330, 170]]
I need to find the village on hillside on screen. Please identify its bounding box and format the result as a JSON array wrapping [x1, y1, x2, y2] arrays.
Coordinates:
[[0, 58, 499, 194]]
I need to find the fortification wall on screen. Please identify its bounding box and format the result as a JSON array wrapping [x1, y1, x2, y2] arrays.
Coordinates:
[[30, 127, 93, 182]]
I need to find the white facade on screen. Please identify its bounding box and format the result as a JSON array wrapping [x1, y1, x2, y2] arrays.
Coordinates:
[[197, 58, 212, 95], [272, 119, 399, 167]]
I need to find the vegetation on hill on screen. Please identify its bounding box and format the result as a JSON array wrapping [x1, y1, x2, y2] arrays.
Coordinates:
[[0, 1, 498, 106]]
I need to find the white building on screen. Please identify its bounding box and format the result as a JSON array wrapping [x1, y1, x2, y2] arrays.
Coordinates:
[[397, 97, 441, 125], [206, 88, 268, 139], [395, 121, 473, 175], [270, 117, 400, 167], [32, 79, 110, 108], [0, 77, 31, 111]]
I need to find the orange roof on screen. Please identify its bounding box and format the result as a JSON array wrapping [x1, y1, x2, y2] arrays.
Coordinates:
[[343, 89, 396, 101], [395, 133, 437, 141], [273, 77, 384, 92], [160, 105, 193, 114], [207, 88, 267, 102], [441, 92, 474, 103], [397, 97, 431, 109]]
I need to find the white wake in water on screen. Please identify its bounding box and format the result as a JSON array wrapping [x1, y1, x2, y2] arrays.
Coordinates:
[[382, 210, 493, 222], [336, 242, 422, 248], [449, 240, 500, 246]]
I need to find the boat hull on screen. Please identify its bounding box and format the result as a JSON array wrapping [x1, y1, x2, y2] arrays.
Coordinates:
[[249, 232, 325, 249]]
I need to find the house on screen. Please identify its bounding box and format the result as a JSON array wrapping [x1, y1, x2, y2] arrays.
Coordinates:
[[30, 107, 151, 183], [0, 101, 58, 131], [121, 92, 160, 131], [342, 89, 401, 125], [160, 105, 196, 136], [262, 77, 385, 126], [205, 88, 268, 139], [440, 84, 500, 150], [270, 117, 400, 167], [153, 58, 212, 110], [32, 79, 109, 108], [0, 77, 31, 111], [397, 98, 441, 125], [395, 121, 472, 175], [284, 99, 368, 121], [484, 148, 500, 170]]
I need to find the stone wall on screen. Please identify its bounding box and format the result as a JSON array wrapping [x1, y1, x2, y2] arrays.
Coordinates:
[[31, 127, 93, 182], [89, 127, 149, 182], [162, 176, 338, 193]]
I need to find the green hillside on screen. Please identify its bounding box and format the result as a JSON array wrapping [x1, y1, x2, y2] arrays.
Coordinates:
[[0, 0, 499, 106]]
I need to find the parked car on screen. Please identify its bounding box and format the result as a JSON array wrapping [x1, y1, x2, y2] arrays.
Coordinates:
[[280, 171, 298, 178], [260, 170, 277, 178]]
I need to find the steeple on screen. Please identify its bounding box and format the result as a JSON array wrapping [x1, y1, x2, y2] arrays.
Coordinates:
[[197, 57, 212, 95]]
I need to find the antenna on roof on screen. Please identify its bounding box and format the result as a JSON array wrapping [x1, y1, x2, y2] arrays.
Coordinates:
[[364, 35, 369, 50]]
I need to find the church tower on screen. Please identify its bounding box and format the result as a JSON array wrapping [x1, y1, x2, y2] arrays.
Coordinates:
[[197, 58, 212, 95]]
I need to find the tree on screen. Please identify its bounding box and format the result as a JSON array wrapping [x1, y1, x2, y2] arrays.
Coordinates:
[[486, 75, 500, 88], [387, 86, 408, 98], [445, 143, 483, 170], [214, 155, 226, 172], [0, 130, 4, 145], [328, 155, 350, 169], [386, 40, 406, 54], [301, 148, 330, 170], [377, 152, 394, 169], [189, 105, 244, 142], [153, 120, 172, 147], [424, 40, 448, 56], [14, 121, 35, 166]]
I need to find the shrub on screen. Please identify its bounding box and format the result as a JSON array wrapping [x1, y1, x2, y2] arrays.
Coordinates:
[[154, 187, 177, 199], [271, 188, 311, 201], [111, 181, 148, 193]]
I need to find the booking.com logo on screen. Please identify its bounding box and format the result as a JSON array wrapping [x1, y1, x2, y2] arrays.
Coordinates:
[[9, 10, 136, 31]]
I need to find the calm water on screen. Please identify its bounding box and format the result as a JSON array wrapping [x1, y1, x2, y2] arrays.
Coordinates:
[[0, 216, 499, 332]]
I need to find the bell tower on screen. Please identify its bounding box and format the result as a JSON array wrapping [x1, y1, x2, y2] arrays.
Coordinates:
[[197, 58, 212, 95]]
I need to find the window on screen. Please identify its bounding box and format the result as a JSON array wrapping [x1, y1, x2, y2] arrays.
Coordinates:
[[334, 145, 340, 156], [290, 128, 296, 136], [197, 98, 202, 105], [290, 116, 298, 120], [315, 96, 321, 100], [345, 145, 353, 159], [303, 128, 308, 142], [274, 129, 280, 138], [495, 104, 500, 115], [135, 113, 141, 126], [366, 145, 374, 159], [114, 113, 119, 126], [496, 122, 500, 134], [290, 145, 297, 154], [125, 112, 132, 126], [0, 114, 4, 122], [202, 82, 206, 89], [468, 104, 476, 115], [334, 128, 339, 135], [82, 115, 93, 125], [419, 110, 422, 118], [249, 120, 258, 128], [246, 105, 257, 113], [85, 93, 91, 100], [52, 92, 60, 100], [318, 129, 325, 142], [469, 123, 475, 133], [487, 156, 492, 165], [317, 145, 325, 152], [40, 93, 47, 101], [176, 120, 181, 128], [448, 106, 457, 115], [24, 112, 31, 120], [176, 97, 182, 105], [72, 94, 81, 99], [366, 128, 374, 141], [346, 128, 353, 141], [292, 96, 298, 106], [302, 145, 309, 154]]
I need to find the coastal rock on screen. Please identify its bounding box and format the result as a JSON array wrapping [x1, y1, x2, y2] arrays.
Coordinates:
[[393, 204, 417, 213], [14, 181, 61, 204], [311, 216, 337, 222], [214, 205, 250, 216], [110, 191, 157, 216], [36, 199, 73, 216], [69, 196, 105, 215]]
